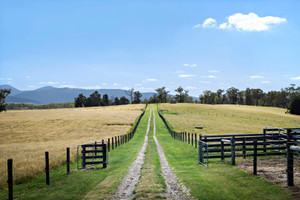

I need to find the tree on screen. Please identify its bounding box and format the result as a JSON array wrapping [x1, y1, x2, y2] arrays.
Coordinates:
[[85, 91, 101, 107], [226, 87, 239, 104], [102, 94, 110, 106], [125, 88, 134, 103], [114, 97, 120, 105], [289, 96, 300, 115], [0, 89, 11, 112], [120, 96, 130, 105], [175, 86, 185, 103], [74, 93, 87, 107], [155, 87, 170, 103], [245, 88, 253, 105], [133, 91, 142, 104], [237, 91, 245, 105]]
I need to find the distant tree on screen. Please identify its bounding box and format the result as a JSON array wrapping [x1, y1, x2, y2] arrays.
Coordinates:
[[289, 96, 300, 115], [226, 87, 239, 104], [125, 88, 134, 103], [149, 94, 160, 103], [102, 94, 110, 106], [155, 87, 169, 103], [237, 91, 245, 105], [85, 91, 101, 107], [252, 89, 264, 106], [0, 89, 11, 112], [132, 91, 142, 104], [245, 88, 253, 105], [74, 93, 86, 107], [114, 97, 120, 105], [175, 86, 185, 103], [120, 96, 130, 105]]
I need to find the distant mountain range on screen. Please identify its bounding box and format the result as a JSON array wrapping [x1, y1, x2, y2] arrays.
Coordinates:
[[0, 85, 156, 105]]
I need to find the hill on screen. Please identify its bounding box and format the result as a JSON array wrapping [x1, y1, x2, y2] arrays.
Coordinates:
[[0, 85, 155, 105]]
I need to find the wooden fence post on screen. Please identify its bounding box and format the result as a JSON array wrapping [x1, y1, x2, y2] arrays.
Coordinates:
[[243, 137, 246, 159], [287, 142, 294, 186], [221, 140, 224, 161], [118, 136, 120, 146], [66, 148, 70, 175], [45, 152, 50, 185], [112, 137, 114, 150], [195, 134, 197, 148], [7, 159, 13, 200], [103, 144, 107, 168], [253, 141, 257, 175], [231, 137, 235, 166], [188, 133, 190, 144], [108, 138, 110, 152], [192, 133, 194, 146], [115, 136, 117, 148]]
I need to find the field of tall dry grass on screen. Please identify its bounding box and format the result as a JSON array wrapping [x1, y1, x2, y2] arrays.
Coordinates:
[[0, 104, 144, 188], [160, 103, 300, 135]]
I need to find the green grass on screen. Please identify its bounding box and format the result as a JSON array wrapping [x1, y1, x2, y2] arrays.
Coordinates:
[[155, 106, 293, 200], [0, 107, 150, 200]]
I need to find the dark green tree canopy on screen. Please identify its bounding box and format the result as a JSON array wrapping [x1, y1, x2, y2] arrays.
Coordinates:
[[0, 89, 11, 112], [289, 96, 300, 115], [133, 91, 142, 104]]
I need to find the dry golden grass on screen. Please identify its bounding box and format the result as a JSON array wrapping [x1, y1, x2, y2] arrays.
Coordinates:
[[0, 104, 144, 188], [160, 103, 300, 135]]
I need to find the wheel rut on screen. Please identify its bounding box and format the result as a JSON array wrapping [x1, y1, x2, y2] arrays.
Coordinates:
[[113, 108, 152, 200], [152, 109, 191, 200]]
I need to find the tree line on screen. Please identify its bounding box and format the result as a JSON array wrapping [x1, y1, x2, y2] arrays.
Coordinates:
[[198, 84, 300, 109], [74, 90, 143, 107]]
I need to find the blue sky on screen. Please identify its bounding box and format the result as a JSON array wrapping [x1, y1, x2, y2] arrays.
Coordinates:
[[1, 0, 300, 96]]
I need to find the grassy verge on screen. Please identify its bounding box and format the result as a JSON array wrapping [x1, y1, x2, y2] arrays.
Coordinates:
[[155, 106, 292, 200], [0, 106, 150, 200], [133, 108, 166, 200]]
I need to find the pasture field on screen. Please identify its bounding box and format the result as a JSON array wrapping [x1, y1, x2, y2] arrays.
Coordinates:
[[0, 104, 144, 188], [160, 103, 300, 135]]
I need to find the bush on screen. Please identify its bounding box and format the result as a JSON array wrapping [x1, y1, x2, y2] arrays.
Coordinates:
[[289, 96, 300, 115]]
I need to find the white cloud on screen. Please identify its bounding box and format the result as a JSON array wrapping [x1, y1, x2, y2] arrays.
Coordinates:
[[199, 13, 286, 32], [135, 83, 143, 86], [39, 81, 59, 85], [183, 64, 197, 67], [202, 18, 217, 28], [102, 83, 107, 86], [262, 81, 271, 84], [178, 74, 195, 78], [59, 85, 77, 88], [291, 76, 300, 80], [250, 75, 264, 79], [192, 24, 201, 29], [201, 75, 216, 78], [224, 12, 286, 31], [208, 70, 219, 73], [143, 78, 158, 82], [113, 83, 120, 86], [28, 85, 36, 88], [219, 23, 231, 29]]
